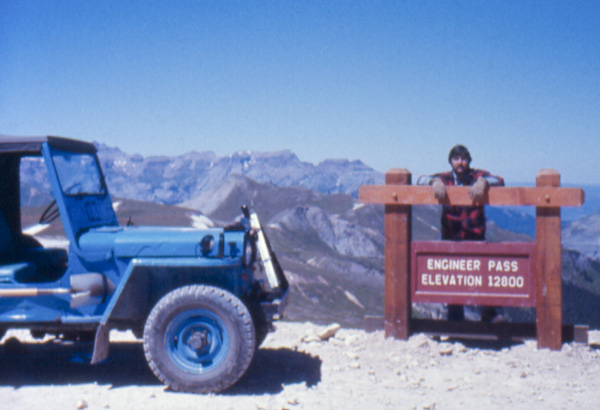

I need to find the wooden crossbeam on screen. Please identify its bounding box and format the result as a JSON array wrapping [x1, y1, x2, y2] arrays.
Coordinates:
[[359, 185, 584, 207]]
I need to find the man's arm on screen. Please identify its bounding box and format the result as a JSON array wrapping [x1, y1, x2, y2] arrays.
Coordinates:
[[417, 175, 447, 200], [470, 170, 504, 201], [482, 175, 504, 186], [416, 175, 435, 186]]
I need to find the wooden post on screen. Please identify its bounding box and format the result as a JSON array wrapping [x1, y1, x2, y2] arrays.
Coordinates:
[[536, 169, 562, 350], [384, 169, 411, 339]]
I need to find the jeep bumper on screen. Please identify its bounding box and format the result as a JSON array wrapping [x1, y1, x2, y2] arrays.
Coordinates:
[[261, 288, 289, 322]]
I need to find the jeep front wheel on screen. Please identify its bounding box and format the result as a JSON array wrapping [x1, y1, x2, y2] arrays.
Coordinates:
[[143, 285, 256, 393]]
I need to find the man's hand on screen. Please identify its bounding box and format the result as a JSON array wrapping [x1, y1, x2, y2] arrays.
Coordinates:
[[431, 178, 447, 200], [469, 177, 489, 201]]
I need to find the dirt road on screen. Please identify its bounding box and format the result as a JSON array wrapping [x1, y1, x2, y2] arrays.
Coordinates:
[[1, 322, 599, 410]]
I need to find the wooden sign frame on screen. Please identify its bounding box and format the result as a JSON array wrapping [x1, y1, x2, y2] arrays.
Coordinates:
[[359, 169, 585, 350]]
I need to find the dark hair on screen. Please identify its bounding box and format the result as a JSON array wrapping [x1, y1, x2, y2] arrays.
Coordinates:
[[448, 144, 471, 163]]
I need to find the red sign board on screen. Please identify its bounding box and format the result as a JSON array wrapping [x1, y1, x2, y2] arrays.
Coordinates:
[[411, 241, 536, 307]]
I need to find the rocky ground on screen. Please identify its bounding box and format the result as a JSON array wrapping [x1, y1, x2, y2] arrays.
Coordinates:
[[1, 322, 599, 410]]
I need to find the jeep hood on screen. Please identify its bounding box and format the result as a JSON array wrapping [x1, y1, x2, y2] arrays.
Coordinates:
[[78, 226, 242, 259]]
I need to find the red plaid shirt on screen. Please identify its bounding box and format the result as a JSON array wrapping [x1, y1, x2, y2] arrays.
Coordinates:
[[432, 169, 504, 240]]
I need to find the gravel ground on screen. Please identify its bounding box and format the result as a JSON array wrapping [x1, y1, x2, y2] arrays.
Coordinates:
[[1, 322, 599, 410]]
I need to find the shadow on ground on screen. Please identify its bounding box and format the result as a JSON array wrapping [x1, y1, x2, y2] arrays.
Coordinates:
[[444, 337, 524, 351], [227, 348, 322, 395], [0, 338, 322, 395], [0, 338, 158, 388]]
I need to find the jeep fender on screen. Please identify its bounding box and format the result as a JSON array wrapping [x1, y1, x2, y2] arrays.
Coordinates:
[[91, 257, 243, 363]]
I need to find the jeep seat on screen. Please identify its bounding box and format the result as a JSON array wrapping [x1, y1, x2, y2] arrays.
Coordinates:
[[22, 246, 68, 282], [0, 262, 37, 283], [0, 208, 16, 263], [0, 211, 67, 283]]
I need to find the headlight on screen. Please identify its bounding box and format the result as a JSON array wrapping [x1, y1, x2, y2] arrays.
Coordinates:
[[243, 232, 256, 268], [199, 234, 215, 256]]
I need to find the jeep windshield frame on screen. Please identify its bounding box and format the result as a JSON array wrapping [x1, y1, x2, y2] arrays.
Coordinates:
[[40, 140, 118, 245], [51, 149, 107, 197]]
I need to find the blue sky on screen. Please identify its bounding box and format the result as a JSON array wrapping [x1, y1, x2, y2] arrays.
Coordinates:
[[1, 1, 598, 185]]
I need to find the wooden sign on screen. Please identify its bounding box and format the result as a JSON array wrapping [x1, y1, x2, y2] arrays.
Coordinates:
[[358, 168, 585, 350], [411, 241, 536, 307]]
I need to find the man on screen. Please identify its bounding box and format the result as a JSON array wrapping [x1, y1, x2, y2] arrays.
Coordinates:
[[418, 144, 504, 321]]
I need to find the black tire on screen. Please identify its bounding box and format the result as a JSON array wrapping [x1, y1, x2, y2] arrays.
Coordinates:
[[143, 285, 256, 393]]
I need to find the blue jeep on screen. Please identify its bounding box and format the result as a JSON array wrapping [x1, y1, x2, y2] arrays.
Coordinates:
[[0, 135, 288, 393]]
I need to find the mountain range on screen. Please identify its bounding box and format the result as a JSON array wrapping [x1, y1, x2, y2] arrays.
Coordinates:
[[95, 144, 384, 205], [21, 144, 600, 329]]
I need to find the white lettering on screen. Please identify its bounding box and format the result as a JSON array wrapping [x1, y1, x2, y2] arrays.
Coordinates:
[[426, 258, 482, 272], [420, 273, 484, 288], [488, 260, 520, 273], [487, 275, 526, 289]]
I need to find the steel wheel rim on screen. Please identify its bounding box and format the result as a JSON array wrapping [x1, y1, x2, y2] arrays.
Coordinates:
[[165, 308, 230, 374]]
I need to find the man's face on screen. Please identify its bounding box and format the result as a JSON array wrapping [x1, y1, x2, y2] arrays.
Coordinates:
[[451, 155, 470, 177]]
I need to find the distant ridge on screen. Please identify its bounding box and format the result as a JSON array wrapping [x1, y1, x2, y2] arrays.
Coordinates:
[[94, 143, 384, 205]]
